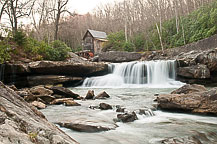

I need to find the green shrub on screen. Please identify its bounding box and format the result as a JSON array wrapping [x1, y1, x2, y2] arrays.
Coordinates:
[[123, 42, 135, 52], [13, 30, 27, 46], [46, 40, 71, 61], [0, 41, 11, 63]]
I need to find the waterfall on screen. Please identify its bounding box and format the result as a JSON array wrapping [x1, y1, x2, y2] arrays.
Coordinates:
[[0, 64, 5, 82], [82, 60, 183, 88]]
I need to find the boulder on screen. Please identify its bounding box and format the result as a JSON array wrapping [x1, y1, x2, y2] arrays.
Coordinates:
[[0, 82, 78, 144], [171, 84, 207, 94], [50, 86, 80, 99], [99, 51, 142, 63], [157, 85, 217, 115], [195, 49, 217, 72], [85, 90, 95, 99], [29, 61, 108, 77], [161, 131, 217, 144], [50, 98, 81, 106], [56, 122, 113, 133], [116, 105, 125, 113], [31, 101, 46, 109], [30, 85, 53, 96], [16, 90, 30, 97], [27, 75, 83, 87], [36, 95, 56, 104], [99, 103, 112, 110], [95, 91, 110, 99], [117, 112, 138, 123], [177, 64, 210, 79]]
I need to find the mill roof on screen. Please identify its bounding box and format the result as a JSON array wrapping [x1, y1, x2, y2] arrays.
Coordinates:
[[83, 29, 107, 40]]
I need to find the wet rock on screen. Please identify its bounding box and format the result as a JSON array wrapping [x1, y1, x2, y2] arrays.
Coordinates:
[[30, 85, 53, 96], [56, 122, 113, 132], [117, 112, 138, 123], [161, 131, 217, 144], [95, 91, 110, 99], [138, 108, 155, 116], [89, 105, 99, 110], [157, 85, 217, 115], [50, 98, 81, 106], [50, 86, 80, 99], [37, 95, 55, 104], [31, 101, 46, 109], [177, 64, 210, 79], [85, 90, 95, 99], [171, 84, 207, 94], [4, 62, 30, 75], [99, 103, 112, 110], [0, 82, 78, 144], [64, 100, 81, 106], [116, 105, 125, 113]]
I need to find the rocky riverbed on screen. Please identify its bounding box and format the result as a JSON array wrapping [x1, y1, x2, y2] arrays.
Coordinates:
[[0, 82, 78, 144]]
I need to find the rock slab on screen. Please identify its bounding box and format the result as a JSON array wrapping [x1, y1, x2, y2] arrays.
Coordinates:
[[157, 84, 217, 115], [0, 82, 78, 144]]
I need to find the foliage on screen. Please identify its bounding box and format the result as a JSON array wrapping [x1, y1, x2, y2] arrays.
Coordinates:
[[105, 1, 217, 52], [103, 31, 135, 52], [46, 40, 71, 61], [146, 1, 217, 50], [0, 41, 11, 63], [25, 39, 71, 61], [13, 30, 27, 46]]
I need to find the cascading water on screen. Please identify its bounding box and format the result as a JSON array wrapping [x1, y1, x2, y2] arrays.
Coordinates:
[[0, 64, 5, 82], [82, 60, 183, 88]]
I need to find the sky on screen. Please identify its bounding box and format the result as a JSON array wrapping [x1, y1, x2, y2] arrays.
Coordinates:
[[68, 0, 123, 14]]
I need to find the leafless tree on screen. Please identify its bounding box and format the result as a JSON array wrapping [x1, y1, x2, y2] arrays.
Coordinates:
[[4, 0, 35, 33]]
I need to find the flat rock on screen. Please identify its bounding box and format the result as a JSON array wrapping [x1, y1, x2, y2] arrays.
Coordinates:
[[50, 86, 80, 99], [56, 122, 113, 133], [157, 85, 217, 115], [0, 82, 78, 144], [30, 85, 53, 96], [31, 101, 46, 109], [171, 84, 207, 94], [50, 98, 81, 106], [29, 61, 108, 77]]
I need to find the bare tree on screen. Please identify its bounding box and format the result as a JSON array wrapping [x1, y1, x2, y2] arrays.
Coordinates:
[[0, 0, 9, 22], [4, 0, 35, 33]]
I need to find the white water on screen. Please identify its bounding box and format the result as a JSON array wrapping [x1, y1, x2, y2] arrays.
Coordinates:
[[82, 60, 183, 88]]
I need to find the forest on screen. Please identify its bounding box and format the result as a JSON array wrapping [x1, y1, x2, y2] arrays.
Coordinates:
[[0, 0, 217, 62]]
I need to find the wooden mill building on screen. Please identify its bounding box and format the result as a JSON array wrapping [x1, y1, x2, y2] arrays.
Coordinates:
[[82, 29, 107, 55]]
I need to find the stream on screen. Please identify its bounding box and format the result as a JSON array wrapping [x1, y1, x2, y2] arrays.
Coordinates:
[[41, 87, 217, 144]]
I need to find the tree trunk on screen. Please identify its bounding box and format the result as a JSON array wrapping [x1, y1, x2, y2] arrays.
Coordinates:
[[156, 23, 164, 51]]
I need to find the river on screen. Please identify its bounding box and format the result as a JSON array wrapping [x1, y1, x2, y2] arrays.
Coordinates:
[[41, 87, 217, 144], [41, 61, 217, 143]]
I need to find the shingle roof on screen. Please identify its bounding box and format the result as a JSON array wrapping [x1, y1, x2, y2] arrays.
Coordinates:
[[88, 29, 107, 39]]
